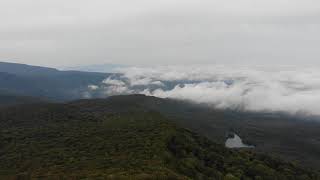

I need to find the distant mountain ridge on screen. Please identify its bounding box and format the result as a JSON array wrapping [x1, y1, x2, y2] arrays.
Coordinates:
[[0, 61, 113, 101], [0, 62, 59, 76]]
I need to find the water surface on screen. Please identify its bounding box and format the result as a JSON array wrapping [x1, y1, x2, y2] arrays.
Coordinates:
[[225, 133, 254, 148]]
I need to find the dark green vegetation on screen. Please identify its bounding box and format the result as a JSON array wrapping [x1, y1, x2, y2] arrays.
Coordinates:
[[103, 95, 320, 169], [0, 62, 111, 101], [0, 95, 319, 179]]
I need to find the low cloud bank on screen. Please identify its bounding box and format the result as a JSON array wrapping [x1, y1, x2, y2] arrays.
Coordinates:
[[88, 65, 320, 116]]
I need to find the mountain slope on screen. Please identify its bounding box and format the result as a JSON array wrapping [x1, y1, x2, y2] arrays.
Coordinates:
[[0, 72, 44, 96], [0, 95, 319, 179], [0, 62, 58, 76], [0, 94, 47, 106], [0, 62, 112, 101]]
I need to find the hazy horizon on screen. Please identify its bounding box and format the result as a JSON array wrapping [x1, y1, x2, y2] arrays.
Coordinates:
[[1, 0, 320, 67]]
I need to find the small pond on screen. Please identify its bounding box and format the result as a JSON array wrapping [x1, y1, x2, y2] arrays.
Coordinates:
[[225, 133, 254, 149]]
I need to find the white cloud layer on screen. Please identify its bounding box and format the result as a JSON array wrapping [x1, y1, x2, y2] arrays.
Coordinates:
[[91, 65, 320, 116]]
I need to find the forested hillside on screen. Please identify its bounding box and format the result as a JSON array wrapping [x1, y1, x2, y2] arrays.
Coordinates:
[[0, 95, 319, 179], [94, 95, 320, 169]]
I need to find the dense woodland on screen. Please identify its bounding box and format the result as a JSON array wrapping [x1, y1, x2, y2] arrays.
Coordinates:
[[0, 95, 319, 179]]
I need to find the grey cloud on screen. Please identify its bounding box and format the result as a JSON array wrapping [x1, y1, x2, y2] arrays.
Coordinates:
[[0, 0, 320, 67]]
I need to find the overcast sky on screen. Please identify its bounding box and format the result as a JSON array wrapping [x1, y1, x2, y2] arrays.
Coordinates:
[[0, 0, 320, 67]]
